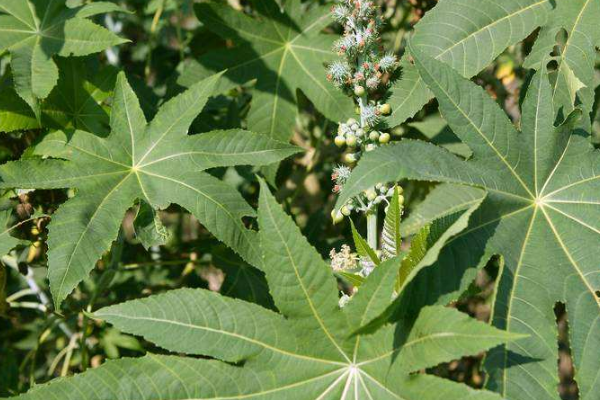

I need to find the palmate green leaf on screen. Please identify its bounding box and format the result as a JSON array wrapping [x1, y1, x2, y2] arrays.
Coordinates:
[[387, 0, 553, 127], [524, 0, 600, 127], [7, 182, 521, 400], [0, 0, 127, 117], [0, 58, 118, 134], [0, 72, 299, 308], [177, 0, 354, 142], [337, 49, 600, 399]]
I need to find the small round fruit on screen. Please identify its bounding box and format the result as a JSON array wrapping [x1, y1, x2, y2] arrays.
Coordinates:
[[334, 136, 346, 147], [369, 131, 380, 141], [354, 85, 365, 96], [331, 210, 344, 224], [346, 134, 357, 147], [366, 188, 377, 201], [379, 103, 391, 115], [365, 144, 376, 152], [344, 153, 357, 164], [397, 194, 405, 205], [379, 132, 390, 144], [341, 205, 351, 216]]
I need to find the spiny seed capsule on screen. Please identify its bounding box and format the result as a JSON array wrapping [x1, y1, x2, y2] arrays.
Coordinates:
[[334, 136, 346, 147], [379, 103, 391, 115], [346, 134, 357, 147], [369, 131, 380, 141], [379, 132, 390, 143], [354, 85, 365, 96]]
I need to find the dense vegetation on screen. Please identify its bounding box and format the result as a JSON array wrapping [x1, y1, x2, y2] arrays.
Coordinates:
[[1, 0, 599, 399]]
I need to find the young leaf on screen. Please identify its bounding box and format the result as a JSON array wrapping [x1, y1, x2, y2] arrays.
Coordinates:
[[350, 219, 380, 265], [381, 186, 403, 259], [177, 0, 354, 142], [6, 183, 522, 400], [0, 72, 300, 308], [132, 201, 169, 250], [355, 203, 482, 335], [0, 0, 128, 117], [386, 0, 554, 126], [337, 49, 600, 399]]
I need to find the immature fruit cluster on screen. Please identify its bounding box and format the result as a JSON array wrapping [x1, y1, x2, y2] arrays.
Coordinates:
[[327, 0, 399, 222]]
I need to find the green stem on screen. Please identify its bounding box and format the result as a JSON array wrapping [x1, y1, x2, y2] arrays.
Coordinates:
[[367, 212, 377, 250]]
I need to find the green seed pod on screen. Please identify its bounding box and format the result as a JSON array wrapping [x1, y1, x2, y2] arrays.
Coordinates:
[[379, 103, 391, 115], [344, 153, 357, 163], [334, 136, 346, 147], [369, 131, 380, 141], [346, 133, 357, 147], [331, 209, 344, 224], [379, 132, 390, 143], [366, 188, 377, 201]]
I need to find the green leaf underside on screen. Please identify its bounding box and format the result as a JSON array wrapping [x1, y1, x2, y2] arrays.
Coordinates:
[[387, 0, 553, 127], [177, 0, 354, 141], [0, 0, 127, 115], [0, 72, 299, 308], [8, 183, 520, 400], [337, 49, 600, 399], [524, 0, 600, 127]]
